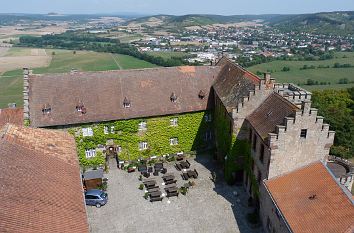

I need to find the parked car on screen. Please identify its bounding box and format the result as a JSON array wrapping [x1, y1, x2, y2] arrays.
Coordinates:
[[84, 189, 108, 208]]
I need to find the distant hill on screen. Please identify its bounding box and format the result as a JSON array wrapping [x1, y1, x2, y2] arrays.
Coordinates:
[[269, 11, 354, 35], [125, 14, 279, 27], [127, 11, 354, 35]]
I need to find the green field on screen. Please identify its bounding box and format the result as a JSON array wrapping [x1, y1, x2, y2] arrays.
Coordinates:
[[248, 52, 354, 90], [0, 48, 157, 108], [3, 47, 34, 56]]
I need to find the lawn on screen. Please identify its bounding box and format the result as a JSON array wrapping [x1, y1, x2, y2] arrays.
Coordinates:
[[0, 49, 157, 108], [248, 52, 354, 90], [112, 54, 157, 70]]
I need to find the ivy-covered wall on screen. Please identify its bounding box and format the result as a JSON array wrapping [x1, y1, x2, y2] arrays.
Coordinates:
[[69, 111, 213, 167], [214, 96, 233, 160]]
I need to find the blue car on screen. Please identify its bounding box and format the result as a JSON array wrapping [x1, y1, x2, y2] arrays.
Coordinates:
[[85, 189, 108, 208]]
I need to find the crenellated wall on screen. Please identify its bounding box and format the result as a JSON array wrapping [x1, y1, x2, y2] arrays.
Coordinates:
[[232, 74, 275, 140], [267, 100, 335, 179]]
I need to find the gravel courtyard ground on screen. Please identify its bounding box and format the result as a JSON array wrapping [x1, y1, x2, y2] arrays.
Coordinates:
[[87, 155, 263, 233]]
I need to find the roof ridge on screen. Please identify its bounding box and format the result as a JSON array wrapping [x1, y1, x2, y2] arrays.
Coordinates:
[[30, 65, 215, 77]]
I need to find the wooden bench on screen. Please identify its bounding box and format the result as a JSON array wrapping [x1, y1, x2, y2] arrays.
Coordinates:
[[150, 196, 163, 202]]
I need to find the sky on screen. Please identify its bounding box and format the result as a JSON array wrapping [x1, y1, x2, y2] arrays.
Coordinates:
[[1, 0, 354, 15]]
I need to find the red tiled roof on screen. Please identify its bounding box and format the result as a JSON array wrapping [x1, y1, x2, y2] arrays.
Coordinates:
[[0, 124, 89, 233], [265, 162, 354, 233], [0, 107, 23, 128], [28, 66, 220, 127], [247, 93, 299, 139]]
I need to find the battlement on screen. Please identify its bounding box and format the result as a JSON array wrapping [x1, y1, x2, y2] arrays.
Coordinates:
[[23, 68, 31, 121], [274, 83, 312, 107], [268, 107, 335, 146]]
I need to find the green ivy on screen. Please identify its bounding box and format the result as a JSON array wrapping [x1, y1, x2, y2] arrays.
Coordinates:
[[70, 111, 212, 166]]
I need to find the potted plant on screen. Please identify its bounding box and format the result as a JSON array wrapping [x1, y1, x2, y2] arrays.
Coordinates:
[[138, 184, 144, 190]]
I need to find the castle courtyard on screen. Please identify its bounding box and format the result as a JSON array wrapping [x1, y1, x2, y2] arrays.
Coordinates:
[[86, 155, 263, 233]]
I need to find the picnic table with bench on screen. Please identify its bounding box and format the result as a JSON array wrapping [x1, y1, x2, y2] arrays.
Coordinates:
[[150, 196, 163, 202], [162, 175, 175, 181], [165, 186, 178, 193], [149, 190, 162, 198], [147, 187, 160, 193]]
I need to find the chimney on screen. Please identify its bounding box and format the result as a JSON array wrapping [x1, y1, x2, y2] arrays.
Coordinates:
[[264, 72, 271, 84]]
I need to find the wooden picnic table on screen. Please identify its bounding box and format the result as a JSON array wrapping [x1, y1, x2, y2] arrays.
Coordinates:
[[165, 186, 178, 193], [147, 185, 159, 190], [162, 173, 174, 178], [163, 175, 174, 181], [142, 179, 155, 184], [143, 180, 156, 185], [149, 191, 162, 198], [164, 183, 177, 189], [148, 187, 160, 193]]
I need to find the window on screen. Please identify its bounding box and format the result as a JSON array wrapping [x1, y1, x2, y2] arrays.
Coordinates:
[[104, 126, 109, 135], [42, 104, 51, 115], [170, 138, 178, 145], [170, 92, 177, 103], [170, 118, 178, 126], [110, 126, 115, 134], [138, 121, 147, 131], [85, 149, 96, 158], [204, 113, 212, 122], [198, 90, 206, 99], [300, 129, 307, 138], [139, 142, 148, 150], [76, 102, 86, 114], [123, 97, 131, 108], [82, 127, 93, 137], [253, 134, 257, 150], [205, 130, 212, 141], [260, 144, 265, 163], [249, 129, 252, 141]]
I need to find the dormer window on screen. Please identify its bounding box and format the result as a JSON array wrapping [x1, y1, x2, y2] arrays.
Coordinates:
[[42, 104, 51, 115], [123, 97, 131, 108], [170, 92, 177, 103], [198, 90, 206, 99], [76, 101, 86, 114]]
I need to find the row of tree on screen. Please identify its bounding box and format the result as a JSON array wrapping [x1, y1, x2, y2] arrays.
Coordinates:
[[18, 32, 188, 67]]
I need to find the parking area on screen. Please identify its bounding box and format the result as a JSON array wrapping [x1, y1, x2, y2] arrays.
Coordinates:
[[86, 155, 263, 233]]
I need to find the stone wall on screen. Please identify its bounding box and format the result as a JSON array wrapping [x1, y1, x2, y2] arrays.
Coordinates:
[[259, 184, 291, 233], [267, 101, 335, 179]]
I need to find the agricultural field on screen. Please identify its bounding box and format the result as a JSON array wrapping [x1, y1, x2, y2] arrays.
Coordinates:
[[248, 52, 354, 90], [0, 47, 157, 108], [0, 47, 51, 74]]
